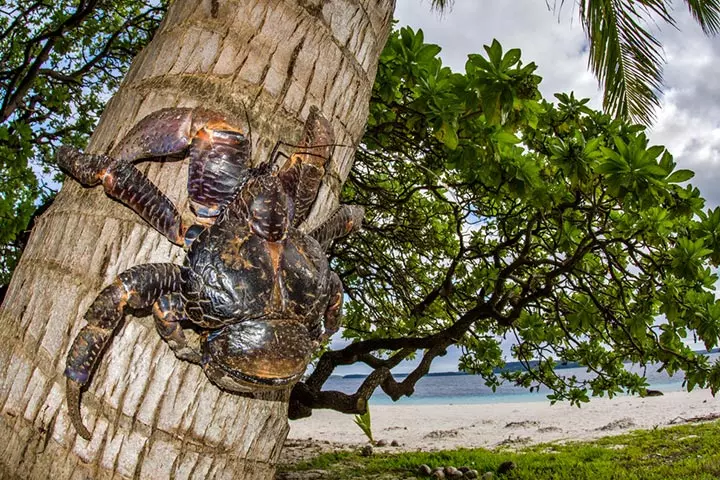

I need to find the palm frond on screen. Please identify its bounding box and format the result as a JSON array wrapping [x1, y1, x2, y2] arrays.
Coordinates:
[[430, 0, 453, 12], [684, 0, 720, 34], [578, 0, 673, 124]]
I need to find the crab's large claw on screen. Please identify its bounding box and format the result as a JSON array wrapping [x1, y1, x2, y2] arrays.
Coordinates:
[[58, 108, 252, 246], [110, 107, 252, 220], [201, 320, 315, 392]]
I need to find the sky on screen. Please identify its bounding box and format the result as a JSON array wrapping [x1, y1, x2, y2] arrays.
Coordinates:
[[330, 0, 720, 375]]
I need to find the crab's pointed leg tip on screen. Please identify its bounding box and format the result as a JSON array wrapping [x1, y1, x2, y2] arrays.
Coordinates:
[[66, 379, 92, 440]]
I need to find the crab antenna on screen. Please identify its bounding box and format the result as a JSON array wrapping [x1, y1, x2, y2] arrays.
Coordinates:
[[66, 379, 92, 439]]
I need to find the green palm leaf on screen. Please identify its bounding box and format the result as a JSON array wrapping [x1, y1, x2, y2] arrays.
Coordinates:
[[578, 0, 673, 124], [684, 0, 720, 34], [551, 0, 720, 124]]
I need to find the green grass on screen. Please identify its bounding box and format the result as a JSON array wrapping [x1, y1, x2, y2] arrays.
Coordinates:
[[278, 420, 720, 479]]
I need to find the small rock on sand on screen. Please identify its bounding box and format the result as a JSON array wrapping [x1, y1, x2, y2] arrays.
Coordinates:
[[504, 420, 539, 428], [596, 417, 636, 431]]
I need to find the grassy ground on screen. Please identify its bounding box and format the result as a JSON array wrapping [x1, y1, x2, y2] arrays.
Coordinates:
[[277, 420, 720, 479]]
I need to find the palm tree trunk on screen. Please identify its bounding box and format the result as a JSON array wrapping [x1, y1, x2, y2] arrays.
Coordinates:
[[0, 1, 394, 478]]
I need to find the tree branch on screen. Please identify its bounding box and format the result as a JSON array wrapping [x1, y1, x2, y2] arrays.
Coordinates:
[[1, 0, 100, 121]]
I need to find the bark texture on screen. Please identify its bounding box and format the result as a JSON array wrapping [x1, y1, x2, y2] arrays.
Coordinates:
[[0, 0, 394, 478]]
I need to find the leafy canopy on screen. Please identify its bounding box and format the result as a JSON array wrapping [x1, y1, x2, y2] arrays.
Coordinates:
[[293, 26, 720, 414], [436, 0, 720, 125]]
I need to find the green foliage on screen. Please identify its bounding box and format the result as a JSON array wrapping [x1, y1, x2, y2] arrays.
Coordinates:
[[0, 0, 166, 286], [0, 121, 41, 281], [334, 27, 720, 405], [281, 421, 720, 479], [353, 407, 374, 444]]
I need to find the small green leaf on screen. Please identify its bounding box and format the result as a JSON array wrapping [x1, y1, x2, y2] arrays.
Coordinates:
[[666, 169, 695, 183], [495, 131, 522, 144], [435, 122, 459, 149], [485, 39, 503, 66], [353, 406, 374, 443], [417, 44, 442, 62], [467, 53, 492, 72], [500, 48, 521, 70]]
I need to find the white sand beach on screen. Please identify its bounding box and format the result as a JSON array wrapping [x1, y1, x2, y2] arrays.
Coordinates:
[[280, 389, 720, 462]]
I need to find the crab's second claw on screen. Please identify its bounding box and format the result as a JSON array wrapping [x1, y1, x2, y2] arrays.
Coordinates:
[[66, 378, 92, 440]]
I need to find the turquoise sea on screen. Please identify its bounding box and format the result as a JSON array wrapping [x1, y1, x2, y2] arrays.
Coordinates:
[[323, 354, 719, 406]]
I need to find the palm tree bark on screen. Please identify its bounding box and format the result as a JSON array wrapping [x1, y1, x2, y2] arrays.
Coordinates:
[[0, 0, 394, 478]]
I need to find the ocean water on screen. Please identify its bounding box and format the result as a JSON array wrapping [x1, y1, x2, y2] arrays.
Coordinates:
[[322, 356, 718, 406]]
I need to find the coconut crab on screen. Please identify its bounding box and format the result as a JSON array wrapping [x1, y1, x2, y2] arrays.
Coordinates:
[[58, 107, 363, 439]]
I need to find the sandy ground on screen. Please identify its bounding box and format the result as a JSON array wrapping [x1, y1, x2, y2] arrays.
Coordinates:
[[279, 389, 720, 463]]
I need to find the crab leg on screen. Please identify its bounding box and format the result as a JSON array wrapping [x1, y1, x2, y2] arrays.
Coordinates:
[[278, 106, 335, 227], [153, 293, 202, 364], [309, 204, 364, 250], [64, 263, 183, 439], [58, 146, 189, 245], [322, 272, 344, 340]]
